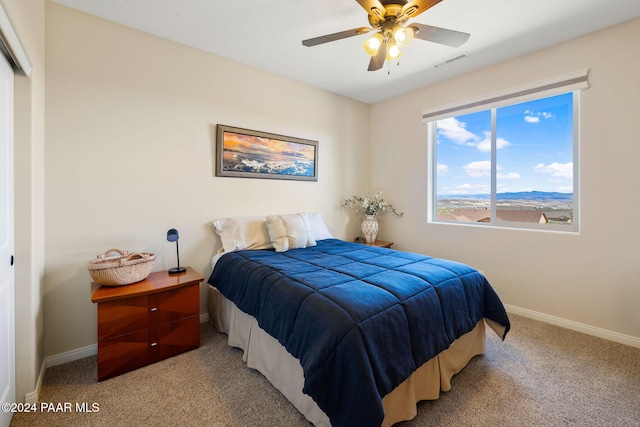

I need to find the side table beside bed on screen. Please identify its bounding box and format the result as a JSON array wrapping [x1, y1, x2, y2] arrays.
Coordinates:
[[90, 267, 203, 381]]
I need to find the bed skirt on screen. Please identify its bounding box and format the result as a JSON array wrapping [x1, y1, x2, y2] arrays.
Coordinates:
[[208, 285, 485, 426]]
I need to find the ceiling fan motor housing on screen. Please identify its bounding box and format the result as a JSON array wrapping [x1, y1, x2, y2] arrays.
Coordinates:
[[368, 3, 409, 29]]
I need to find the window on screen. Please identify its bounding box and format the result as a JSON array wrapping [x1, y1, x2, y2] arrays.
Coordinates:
[[425, 71, 587, 231]]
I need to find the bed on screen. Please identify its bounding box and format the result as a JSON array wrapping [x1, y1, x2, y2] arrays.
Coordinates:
[[207, 213, 510, 427]]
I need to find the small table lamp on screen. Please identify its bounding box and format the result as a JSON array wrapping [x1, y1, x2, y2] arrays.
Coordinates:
[[166, 228, 186, 274]]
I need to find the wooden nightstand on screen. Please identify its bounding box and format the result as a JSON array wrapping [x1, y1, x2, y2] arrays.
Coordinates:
[[91, 267, 203, 381], [354, 239, 393, 248]]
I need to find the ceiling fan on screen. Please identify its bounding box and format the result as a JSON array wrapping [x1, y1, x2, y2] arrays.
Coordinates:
[[302, 0, 470, 71]]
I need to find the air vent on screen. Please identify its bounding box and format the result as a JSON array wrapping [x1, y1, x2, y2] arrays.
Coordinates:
[[433, 53, 468, 69]]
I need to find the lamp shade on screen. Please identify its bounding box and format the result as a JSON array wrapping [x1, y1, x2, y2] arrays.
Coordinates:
[[386, 41, 402, 61], [363, 33, 383, 56], [393, 26, 414, 49], [167, 229, 179, 242]]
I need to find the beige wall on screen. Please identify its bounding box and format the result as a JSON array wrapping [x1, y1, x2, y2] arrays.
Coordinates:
[[1, 0, 46, 403], [371, 18, 640, 342], [42, 4, 640, 367], [44, 3, 370, 357]]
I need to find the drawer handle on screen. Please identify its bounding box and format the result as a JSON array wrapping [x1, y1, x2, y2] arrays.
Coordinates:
[[150, 342, 158, 348], [150, 307, 158, 312]]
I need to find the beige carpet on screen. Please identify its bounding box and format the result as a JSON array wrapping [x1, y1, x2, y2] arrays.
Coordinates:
[[10, 314, 640, 427]]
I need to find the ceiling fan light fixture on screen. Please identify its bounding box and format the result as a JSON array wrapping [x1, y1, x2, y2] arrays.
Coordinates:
[[386, 41, 402, 61], [363, 33, 383, 56], [393, 26, 414, 49]]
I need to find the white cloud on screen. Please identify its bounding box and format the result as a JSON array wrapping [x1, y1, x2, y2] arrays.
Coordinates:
[[496, 138, 510, 150], [464, 160, 491, 178], [436, 117, 478, 145], [464, 161, 520, 180], [477, 137, 491, 152], [497, 172, 521, 180], [524, 110, 553, 123], [448, 183, 490, 195], [534, 162, 573, 179], [437, 163, 449, 176], [438, 118, 511, 152], [477, 132, 510, 152]]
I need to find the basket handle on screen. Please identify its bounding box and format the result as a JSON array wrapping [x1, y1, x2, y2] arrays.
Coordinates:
[[124, 252, 145, 262], [97, 249, 129, 260]]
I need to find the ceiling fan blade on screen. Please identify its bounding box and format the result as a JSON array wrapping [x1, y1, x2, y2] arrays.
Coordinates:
[[400, 0, 443, 19], [355, 0, 386, 19], [302, 27, 372, 47], [410, 23, 470, 47], [367, 41, 387, 71]]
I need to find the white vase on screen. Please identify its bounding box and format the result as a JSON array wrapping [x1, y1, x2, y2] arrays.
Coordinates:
[[361, 215, 379, 243]]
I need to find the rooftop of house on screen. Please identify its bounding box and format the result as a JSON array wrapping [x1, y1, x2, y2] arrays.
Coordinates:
[[440, 208, 548, 224]]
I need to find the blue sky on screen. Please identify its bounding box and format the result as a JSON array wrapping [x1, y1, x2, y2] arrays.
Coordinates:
[[435, 92, 574, 196]]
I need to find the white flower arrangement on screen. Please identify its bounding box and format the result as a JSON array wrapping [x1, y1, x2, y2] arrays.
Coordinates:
[[343, 191, 404, 219]]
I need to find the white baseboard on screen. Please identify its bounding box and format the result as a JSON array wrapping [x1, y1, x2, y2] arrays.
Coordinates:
[[24, 359, 46, 404], [46, 344, 97, 368], [505, 304, 640, 348]]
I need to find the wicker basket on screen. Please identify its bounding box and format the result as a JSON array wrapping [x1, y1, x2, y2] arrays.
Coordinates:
[[88, 249, 155, 286]]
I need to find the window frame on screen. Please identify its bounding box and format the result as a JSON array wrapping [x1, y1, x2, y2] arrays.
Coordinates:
[[425, 71, 587, 233]]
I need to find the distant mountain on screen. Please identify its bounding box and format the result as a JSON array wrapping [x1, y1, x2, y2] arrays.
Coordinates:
[[497, 191, 573, 202], [439, 191, 573, 202]]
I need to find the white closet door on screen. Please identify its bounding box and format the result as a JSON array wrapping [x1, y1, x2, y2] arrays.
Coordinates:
[[0, 50, 15, 427]]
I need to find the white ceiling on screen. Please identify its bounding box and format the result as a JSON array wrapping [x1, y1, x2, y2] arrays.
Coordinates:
[[50, 0, 640, 104]]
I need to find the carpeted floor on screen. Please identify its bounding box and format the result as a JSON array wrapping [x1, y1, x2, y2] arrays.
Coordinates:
[[9, 314, 640, 427]]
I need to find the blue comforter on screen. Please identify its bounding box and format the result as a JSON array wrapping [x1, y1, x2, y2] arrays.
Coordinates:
[[208, 239, 510, 427]]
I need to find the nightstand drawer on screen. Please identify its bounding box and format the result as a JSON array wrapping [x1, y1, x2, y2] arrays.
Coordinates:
[[97, 315, 200, 380], [148, 315, 200, 363], [97, 283, 199, 340], [98, 329, 149, 381], [97, 295, 148, 341], [148, 284, 199, 327]]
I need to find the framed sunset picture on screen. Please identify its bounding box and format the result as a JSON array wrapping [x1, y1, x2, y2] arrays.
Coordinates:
[[215, 125, 318, 181]]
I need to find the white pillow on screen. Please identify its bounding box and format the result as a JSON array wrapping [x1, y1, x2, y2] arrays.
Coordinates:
[[266, 214, 316, 252], [212, 216, 273, 253], [304, 212, 333, 240]]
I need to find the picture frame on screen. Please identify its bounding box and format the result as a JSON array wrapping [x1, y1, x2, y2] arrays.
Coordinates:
[[216, 125, 318, 181]]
